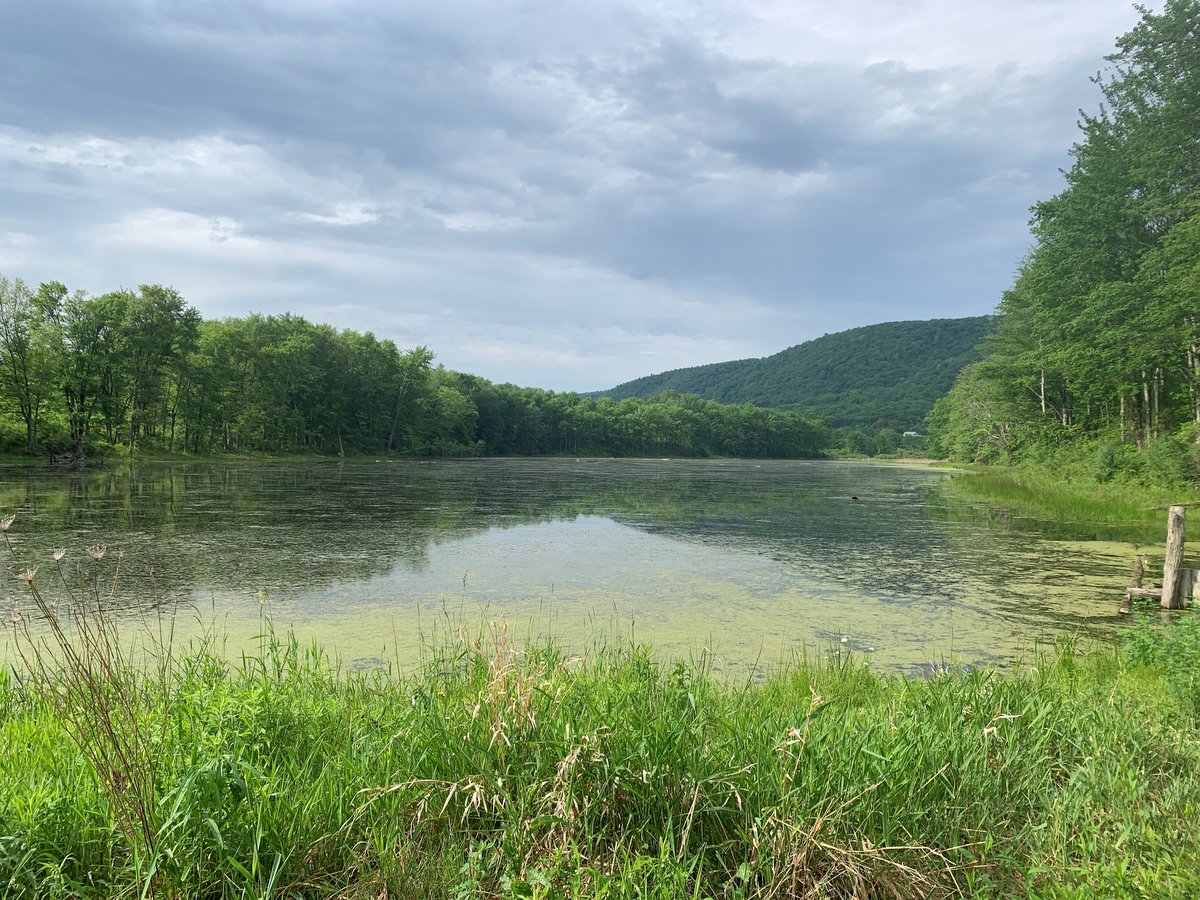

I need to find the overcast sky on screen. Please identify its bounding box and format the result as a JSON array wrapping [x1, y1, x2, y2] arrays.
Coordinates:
[[0, 0, 1155, 391]]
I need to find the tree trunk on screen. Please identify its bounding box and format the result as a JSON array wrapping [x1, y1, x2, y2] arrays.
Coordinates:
[[1153, 366, 1162, 436], [1142, 372, 1151, 436], [1162, 505, 1188, 610], [1189, 340, 1200, 424], [387, 381, 409, 453]]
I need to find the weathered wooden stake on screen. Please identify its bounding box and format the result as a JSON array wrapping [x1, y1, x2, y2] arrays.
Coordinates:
[[1183, 567, 1200, 605], [1161, 505, 1188, 609]]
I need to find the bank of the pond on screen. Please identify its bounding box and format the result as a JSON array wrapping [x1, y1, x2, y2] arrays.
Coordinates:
[[2, 619, 1200, 899], [943, 462, 1200, 541]]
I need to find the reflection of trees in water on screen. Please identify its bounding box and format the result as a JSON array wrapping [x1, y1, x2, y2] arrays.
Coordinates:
[[617, 467, 959, 602], [0, 459, 1134, 649], [1, 460, 967, 609]]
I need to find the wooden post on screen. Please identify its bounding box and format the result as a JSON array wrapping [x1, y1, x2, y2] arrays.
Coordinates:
[[1183, 567, 1200, 606], [1161, 505, 1187, 609]]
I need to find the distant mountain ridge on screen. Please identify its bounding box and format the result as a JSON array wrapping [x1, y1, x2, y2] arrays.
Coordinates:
[[597, 316, 994, 430]]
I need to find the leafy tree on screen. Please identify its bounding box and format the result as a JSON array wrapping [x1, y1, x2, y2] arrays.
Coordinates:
[[120, 285, 201, 448], [934, 0, 1200, 476], [927, 364, 1040, 463], [387, 346, 435, 453], [0, 276, 60, 454], [36, 288, 127, 458]]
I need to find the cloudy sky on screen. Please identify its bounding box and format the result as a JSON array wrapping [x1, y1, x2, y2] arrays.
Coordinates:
[[0, 0, 1154, 391]]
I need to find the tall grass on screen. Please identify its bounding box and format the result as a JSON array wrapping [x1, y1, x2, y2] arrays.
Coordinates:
[[3, 611, 1200, 897], [943, 466, 1180, 541]]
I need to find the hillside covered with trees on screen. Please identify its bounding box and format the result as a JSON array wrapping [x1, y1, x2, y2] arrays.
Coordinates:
[[0, 277, 829, 460], [599, 317, 992, 431], [928, 0, 1200, 488]]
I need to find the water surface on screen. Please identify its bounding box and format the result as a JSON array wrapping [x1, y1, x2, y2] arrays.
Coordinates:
[[0, 459, 1148, 676]]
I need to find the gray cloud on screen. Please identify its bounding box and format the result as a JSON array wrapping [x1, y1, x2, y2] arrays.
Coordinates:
[[0, 0, 1155, 390]]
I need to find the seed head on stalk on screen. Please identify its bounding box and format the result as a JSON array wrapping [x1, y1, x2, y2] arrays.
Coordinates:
[[0, 513, 14, 557]]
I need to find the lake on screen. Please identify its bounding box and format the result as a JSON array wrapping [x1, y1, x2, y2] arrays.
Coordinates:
[[0, 458, 1141, 676]]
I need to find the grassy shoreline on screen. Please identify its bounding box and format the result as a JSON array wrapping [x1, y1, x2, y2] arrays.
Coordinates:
[[935, 462, 1200, 545], [3, 618, 1200, 898]]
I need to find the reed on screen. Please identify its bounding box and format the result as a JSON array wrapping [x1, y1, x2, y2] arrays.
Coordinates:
[[946, 466, 1176, 540]]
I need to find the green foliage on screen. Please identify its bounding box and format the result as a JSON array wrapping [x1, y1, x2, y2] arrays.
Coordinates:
[[0, 281, 831, 460], [0, 276, 60, 456], [1125, 615, 1200, 719], [599, 317, 993, 431], [927, 363, 1046, 464], [934, 1, 1200, 480]]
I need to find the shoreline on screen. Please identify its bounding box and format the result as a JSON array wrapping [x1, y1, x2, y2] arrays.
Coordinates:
[[2, 621, 1198, 897]]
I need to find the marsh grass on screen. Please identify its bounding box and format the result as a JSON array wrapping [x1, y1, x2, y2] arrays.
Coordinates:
[[3, 532, 180, 895], [3, 521, 1200, 897], [944, 466, 1180, 542]]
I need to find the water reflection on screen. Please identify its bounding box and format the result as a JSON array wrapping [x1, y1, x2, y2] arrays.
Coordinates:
[[0, 459, 1142, 675]]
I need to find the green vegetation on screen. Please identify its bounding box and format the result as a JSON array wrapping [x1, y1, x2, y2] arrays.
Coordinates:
[[940, 464, 1178, 544], [4, 593, 1200, 898], [930, 1, 1200, 489], [599, 317, 992, 434], [0, 281, 828, 460]]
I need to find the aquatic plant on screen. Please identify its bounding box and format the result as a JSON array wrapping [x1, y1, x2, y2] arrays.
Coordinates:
[[941, 465, 1177, 543]]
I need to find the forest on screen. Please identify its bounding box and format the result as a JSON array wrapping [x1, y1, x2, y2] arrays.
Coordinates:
[[929, 0, 1200, 487], [0, 278, 829, 460], [601, 317, 992, 434]]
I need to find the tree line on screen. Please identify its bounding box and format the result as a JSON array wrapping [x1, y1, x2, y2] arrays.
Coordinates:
[[0, 276, 830, 460], [929, 0, 1200, 485]]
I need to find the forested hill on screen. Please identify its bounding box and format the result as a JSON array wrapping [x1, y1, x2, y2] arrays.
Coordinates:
[[599, 317, 993, 429]]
